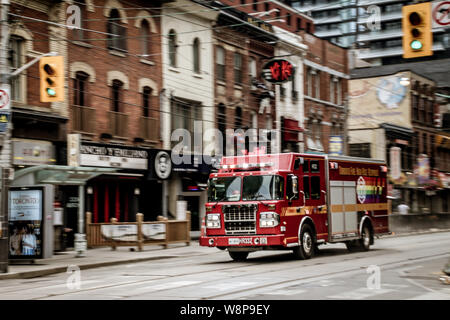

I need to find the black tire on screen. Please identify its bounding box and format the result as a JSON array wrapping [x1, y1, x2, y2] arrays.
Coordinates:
[[229, 251, 249, 262], [345, 240, 358, 252], [293, 224, 315, 260], [346, 224, 372, 252], [359, 224, 371, 251]]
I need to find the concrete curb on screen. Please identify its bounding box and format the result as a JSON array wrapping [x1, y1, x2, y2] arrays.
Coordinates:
[[378, 228, 450, 239], [0, 254, 179, 280]]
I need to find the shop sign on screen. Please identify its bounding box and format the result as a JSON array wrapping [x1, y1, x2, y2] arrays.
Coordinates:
[[13, 139, 56, 166], [8, 188, 43, 259], [80, 142, 148, 170], [154, 151, 172, 180], [101, 224, 166, 241]]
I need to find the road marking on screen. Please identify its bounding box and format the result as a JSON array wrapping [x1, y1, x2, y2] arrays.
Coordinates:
[[265, 288, 306, 296], [124, 280, 201, 296], [328, 287, 394, 300], [202, 281, 256, 292]]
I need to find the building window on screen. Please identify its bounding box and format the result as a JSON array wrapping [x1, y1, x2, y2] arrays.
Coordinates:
[[140, 20, 151, 56], [111, 80, 123, 112], [142, 86, 152, 118], [193, 38, 200, 74], [168, 29, 177, 67], [234, 52, 243, 84], [107, 9, 127, 52], [297, 18, 302, 31], [336, 78, 342, 105], [306, 22, 312, 33], [412, 94, 419, 121], [8, 35, 24, 102], [249, 57, 256, 86], [264, 2, 270, 11], [315, 71, 320, 99], [235, 107, 242, 129], [291, 69, 298, 100], [217, 103, 226, 136], [73, 71, 89, 106], [253, 0, 258, 10], [216, 46, 225, 81], [286, 13, 291, 26], [349, 143, 371, 158], [171, 98, 202, 150], [426, 100, 434, 125], [330, 77, 335, 104]]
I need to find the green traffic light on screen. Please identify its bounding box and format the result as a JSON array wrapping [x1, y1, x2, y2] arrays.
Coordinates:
[[46, 88, 56, 97], [410, 40, 423, 50]]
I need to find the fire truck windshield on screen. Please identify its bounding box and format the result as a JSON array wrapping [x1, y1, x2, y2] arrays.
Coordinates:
[[207, 177, 242, 202], [242, 175, 284, 201]]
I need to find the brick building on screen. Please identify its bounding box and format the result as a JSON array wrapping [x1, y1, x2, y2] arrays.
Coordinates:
[[212, 3, 277, 155], [5, 0, 171, 247], [300, 31, 349, 154]]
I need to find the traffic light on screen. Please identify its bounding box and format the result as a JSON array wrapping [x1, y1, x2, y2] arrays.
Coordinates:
[[402, 2, 433, 59], [39, 56, 64, 102]]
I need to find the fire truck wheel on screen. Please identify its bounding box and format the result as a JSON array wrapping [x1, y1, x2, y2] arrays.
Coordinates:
[[293, 224, 315, 260], [359, 225, 371, 251], [229, 251, 249, 262]]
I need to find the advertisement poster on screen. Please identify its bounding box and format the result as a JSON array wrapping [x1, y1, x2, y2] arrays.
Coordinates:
[[329, 136, 344, 156], [8, 189, 43, 259]]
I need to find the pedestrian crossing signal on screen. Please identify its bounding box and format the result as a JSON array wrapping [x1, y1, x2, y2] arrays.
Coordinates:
[[39, 56, 64, 102]]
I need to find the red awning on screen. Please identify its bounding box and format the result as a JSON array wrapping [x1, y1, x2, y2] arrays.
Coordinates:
[[283, 118, 303, 142]]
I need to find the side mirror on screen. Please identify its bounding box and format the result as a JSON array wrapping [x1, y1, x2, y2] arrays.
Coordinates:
[[288, 175, 299, 202]]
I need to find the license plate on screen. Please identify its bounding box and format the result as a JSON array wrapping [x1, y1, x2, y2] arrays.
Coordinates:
[[228, 238, 240, 245]]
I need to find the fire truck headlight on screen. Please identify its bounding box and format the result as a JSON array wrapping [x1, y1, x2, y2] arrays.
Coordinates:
[[259, 212, 279, 228], [206, 214, 221, 229]]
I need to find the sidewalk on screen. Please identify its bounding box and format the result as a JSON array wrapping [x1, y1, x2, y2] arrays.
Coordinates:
[[1, 229, 450, 280], [0, 241, 209, 280]]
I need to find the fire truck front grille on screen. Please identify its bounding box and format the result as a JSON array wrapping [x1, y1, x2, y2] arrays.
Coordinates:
[[223, 204, 257, 235]]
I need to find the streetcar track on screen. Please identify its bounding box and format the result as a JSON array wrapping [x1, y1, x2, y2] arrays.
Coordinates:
[[2, 233, 449, 299], [27, 249, 450, 300]]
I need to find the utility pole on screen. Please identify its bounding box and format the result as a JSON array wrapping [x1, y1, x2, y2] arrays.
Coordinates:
[[0, 0, 10, 273]]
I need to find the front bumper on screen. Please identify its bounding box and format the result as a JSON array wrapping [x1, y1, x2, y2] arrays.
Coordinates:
[[199, 234, 286, 247]]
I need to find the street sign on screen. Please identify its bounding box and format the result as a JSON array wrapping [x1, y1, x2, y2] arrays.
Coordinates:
[[0, 112, 10, 134], [432, 1, 450, 28], [0, 86, 10, 111]]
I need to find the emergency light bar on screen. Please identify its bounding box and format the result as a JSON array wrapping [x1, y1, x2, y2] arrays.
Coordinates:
[[220, 162, 274, 170]]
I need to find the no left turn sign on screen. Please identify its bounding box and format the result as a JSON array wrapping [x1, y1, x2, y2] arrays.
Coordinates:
[[0, 88, 10, 110], [433, 1, 450, 28]]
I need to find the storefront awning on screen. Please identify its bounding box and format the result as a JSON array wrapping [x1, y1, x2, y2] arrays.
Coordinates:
[[13, 165, 118, 186], [436, 134, 450, 150]]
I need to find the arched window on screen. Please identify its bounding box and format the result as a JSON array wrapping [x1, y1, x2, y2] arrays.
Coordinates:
[[193, 38, 200, 73], [140, 20, 151, 56], [168, 29, 177, 67], [8, 35, 24, 102], [107, 9, 126, 51], [142, 86, 152, 118], [216, 46, 225, 81], [74, 71, 89, 106], [111, 79, 123, 112]]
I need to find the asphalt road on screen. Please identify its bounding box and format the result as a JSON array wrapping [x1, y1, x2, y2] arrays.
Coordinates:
[[0, 232, 449, 300]]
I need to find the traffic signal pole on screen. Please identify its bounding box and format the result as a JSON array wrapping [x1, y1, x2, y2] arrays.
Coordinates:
[[0, 0, 10, 273]]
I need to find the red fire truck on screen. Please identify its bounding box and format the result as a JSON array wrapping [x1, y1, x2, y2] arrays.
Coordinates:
[[199, 153, 390, 261]]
